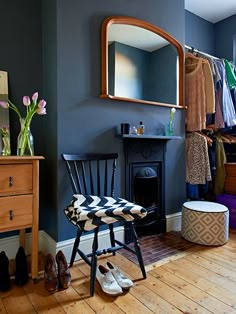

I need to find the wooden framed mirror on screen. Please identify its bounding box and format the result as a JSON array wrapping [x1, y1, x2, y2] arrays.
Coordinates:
[[101, 16, 185, 108]]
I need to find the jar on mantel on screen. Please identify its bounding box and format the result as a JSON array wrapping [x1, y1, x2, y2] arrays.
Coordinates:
[[137, 121, 145, 135], [166, 120, 174, 136]]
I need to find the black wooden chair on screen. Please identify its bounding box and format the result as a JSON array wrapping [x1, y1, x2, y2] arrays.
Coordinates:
[[62, 153, 147, 296]]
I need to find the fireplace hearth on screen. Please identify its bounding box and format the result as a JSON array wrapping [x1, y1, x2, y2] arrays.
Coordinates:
[[122, 134, 176, 240]]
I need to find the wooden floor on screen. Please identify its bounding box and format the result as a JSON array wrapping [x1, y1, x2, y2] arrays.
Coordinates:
[[1, 231, 236, 313]]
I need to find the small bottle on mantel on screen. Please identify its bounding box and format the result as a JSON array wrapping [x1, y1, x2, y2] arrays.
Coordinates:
[[137, 121, 145, 135]]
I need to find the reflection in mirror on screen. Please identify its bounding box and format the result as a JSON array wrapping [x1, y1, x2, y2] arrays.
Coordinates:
[[0, 71, 10, 155], [0, 107, 10, 154], [101, 16, 184, 108], [108, 24, 178, 104]]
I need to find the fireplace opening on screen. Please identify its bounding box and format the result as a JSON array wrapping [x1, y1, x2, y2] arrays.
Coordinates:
[[133, 166, 162, 236], [134, 167, 159, 207], [123, 137, 167, 243]]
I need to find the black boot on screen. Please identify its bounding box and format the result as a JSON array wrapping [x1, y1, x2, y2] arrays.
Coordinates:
[[0, 251, 11, 292], [15, 246, 29, 286]]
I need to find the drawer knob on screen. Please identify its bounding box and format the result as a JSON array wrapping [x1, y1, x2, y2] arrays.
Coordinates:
[[9, 210, 14, 220], [9, 176, 13, 187]]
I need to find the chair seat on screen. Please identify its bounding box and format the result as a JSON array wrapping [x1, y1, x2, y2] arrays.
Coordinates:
[[65, 194, 147, 231]]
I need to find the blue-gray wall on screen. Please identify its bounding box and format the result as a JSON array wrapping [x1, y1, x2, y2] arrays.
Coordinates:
[[215, 15, 236, 60], [0, 0, 44, 239], [1, 0, 186, 243], [1, 2, 235, 243], [185, 10, 215, 54], [109, 41, 147, 100], [149, 45, 177, 104], [0, 0, 43, 153], [54, 0, 186, 242], [185, 10, 236, 61]]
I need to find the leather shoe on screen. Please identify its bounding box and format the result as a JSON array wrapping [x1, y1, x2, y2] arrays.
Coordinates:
[[96, 264, 122, 295], [44, 253, 58, 293], [15, 246, 29, 286], [106, 261, 133, 289], [0, 251, 11, 292], [56, 250, 71, 289]]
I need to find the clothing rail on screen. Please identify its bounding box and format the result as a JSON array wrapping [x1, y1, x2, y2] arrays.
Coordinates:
[[185, 44, 220, 60]]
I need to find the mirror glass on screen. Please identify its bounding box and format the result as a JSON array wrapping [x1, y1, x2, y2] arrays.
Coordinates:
[[0, 107, 9, 154], [0, 71, 10, 154], [101, 16, 184, 108]]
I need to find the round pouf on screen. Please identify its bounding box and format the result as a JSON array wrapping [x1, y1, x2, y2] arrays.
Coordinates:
[[181, 201, 229, 246]]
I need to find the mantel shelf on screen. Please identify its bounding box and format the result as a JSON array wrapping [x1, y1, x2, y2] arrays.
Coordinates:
[[121, 134, 182, 140]]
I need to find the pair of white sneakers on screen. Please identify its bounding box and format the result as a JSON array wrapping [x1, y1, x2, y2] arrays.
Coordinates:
[[96, 261, 134, 296]]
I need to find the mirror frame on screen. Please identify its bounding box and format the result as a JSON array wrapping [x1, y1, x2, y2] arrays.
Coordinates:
[[101, 16, 185, 108]]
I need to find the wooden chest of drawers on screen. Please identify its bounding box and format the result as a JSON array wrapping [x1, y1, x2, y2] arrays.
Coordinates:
[[0, 156, 44, 280]]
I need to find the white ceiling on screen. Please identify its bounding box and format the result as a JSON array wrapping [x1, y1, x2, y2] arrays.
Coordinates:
[[109, 24, 169, 52], [185, 0, 236, 23]]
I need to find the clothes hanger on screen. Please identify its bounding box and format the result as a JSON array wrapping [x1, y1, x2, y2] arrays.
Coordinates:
[[221, 134, 236, 143], [197, 131, 213, 145], [185, 52, 200, 60], [221, 135, 232, 143], [185, 52, 208, 69], [185, 53, 208, 63], [185, 60, 208, 66]]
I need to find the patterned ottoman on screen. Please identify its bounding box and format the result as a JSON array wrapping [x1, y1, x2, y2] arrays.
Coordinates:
[[181, 201, 229, 246]]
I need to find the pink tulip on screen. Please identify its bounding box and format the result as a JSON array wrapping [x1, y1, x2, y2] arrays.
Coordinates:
[[36, 107, 47, 115], [38, 99, 46, 108], [32, 92, 38, 103], [0, 101, 9, 109], [23, 96, 31, 106]]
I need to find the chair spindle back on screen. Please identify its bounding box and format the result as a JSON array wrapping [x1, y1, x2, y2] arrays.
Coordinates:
[[62, 153, 118, 197]]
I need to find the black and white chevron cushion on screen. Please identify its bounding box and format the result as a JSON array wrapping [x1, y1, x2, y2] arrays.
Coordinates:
[[64, 194, 147, 231]]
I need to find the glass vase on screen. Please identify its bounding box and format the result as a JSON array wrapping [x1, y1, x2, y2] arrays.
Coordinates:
[[166, 120, 174, 136], [1, 133, 11, 156], [17, 118, 34, 156]]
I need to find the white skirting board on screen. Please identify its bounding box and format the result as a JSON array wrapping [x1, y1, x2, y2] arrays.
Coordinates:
[[166, 211, 182, 232], [0, 226, 125, 262], [0, 212, 182, 261]]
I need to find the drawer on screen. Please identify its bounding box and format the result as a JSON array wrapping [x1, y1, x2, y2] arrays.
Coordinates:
[[225, 163, 236, 177], [224, 163, 236, 195], [224, 177, 236, 195], [0, 194, 33, 231], [0, 164, 32, 195]]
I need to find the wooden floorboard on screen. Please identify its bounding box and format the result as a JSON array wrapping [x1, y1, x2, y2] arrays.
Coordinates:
[[1, 231, 236, 313]]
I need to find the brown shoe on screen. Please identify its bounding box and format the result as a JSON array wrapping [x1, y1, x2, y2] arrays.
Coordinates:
[[56, 250, 71, 289], [44, 253, 58, 293]]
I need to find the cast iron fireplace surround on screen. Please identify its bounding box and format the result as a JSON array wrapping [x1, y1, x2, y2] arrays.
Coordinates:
[[122, 134, 180, 240]]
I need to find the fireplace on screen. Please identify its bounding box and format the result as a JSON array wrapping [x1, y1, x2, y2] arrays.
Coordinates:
[[122, 135, 172, 239], [133, 164, 161, 235]]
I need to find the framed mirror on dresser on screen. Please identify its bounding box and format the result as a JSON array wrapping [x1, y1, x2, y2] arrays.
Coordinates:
[[100, 16, 185, 108]]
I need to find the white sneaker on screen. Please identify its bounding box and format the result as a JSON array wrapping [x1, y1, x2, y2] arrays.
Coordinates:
[[96, 265, 123, 295], [106, 261, 134, 289]]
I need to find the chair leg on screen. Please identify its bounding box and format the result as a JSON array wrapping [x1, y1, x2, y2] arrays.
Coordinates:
[[90, 227, 99, 297], [131, 222, 147, 279], [109, 224, 116, 255], [70, 229, 82, 267]]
